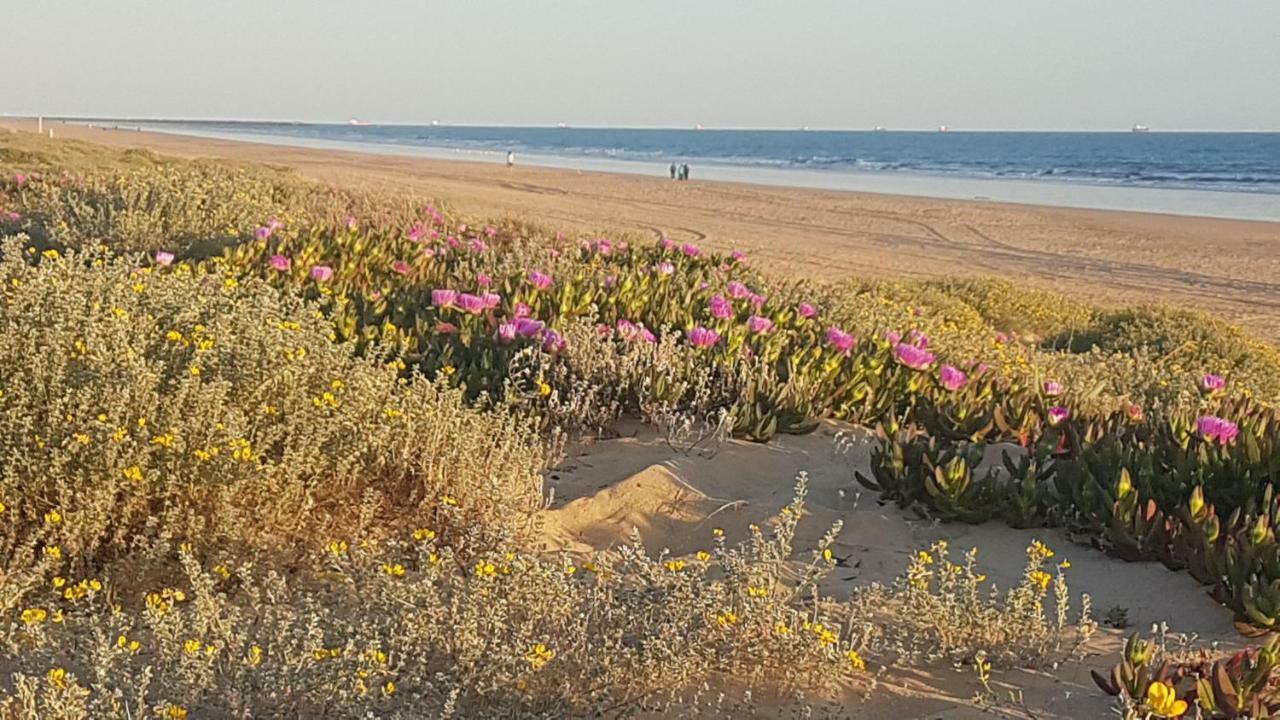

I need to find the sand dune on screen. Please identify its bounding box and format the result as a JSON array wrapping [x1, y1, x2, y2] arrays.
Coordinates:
[[541, 423, 1239, 717]]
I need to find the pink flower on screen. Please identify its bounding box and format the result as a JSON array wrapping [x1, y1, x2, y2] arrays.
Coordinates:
[[481, 292, 501, 310], [1197, 415, 1239, 445], [435, 321, 458, 334], [730, 250, 746, 263], [681, 242, 701, 257], [885, 331, 902, 345], [476, 273, 492, 287], [660, 237, 677, 250], [14, 173, 27, 187], [687, 326, 720, 349], [431, 289, 458, 309], [798, 303, 817, 318], [1127, 404, 1145, 422], [727, 281, 751, 299], [656, 262, 676, 276], [826, 327, 856, 354], [154, 251, 175, 267], [747, 315, 774, 334], [893, 343, 936, 371], [513, 302, 532, 318], [345, 215, 358, 230], [269, 254, 291, 272], [1047, 406, 1071, 426], [709, 295, 733, 319], [457, 293, 485, 314], [616, 319, 641, 342], [392, 261, 411, 275], [543, 330, 566, 353], [310, 265, 334, 282], [497, 322, 517, 342], [255, 226, 273, 240], [640, 327, 656, 343], [1043, 381, 1064, 397], [469, 239, 488, 254], [939, 364, 968, 391], [603, 275, 617, 288], [906, 329, 929, 349], [515, 318, 545, 337], [591, 238, 613, 255], [407, 224, 425, 242], [994, 331, 1009, 344], [484, 225, 497, 237], [528, 271, 554, 291], [456, 223, 468, 234], [1200, 373, 1226, 393]]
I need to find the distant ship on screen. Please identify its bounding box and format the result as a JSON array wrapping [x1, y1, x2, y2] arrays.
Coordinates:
[[695, 123, 705, 131], [430, 120, 440, 127], [1131, 124, 1151, 133], [938, 125, 950, 133], [873, 126, 887, 132], [556, 122, 568, 129], [348, 118, 371, 126]]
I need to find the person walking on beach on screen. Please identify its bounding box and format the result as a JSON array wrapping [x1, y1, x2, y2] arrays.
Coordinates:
[[680, 163, 690, 181], [506, 151, 515, 168], [669, 162, 677, 180]]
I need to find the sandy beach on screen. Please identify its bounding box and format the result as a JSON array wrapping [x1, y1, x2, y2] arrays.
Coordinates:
[[7, 118, 1280, 343]]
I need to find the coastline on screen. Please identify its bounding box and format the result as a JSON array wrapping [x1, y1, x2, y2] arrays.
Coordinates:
[[105, 121, 1280, 223], [6, 117, 1280, 342]]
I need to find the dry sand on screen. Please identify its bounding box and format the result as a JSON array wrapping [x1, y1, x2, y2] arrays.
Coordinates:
[[6, 118, 1280, 343], [542, 423, 1238, 718]]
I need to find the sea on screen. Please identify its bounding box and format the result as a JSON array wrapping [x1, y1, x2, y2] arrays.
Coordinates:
[[113, 121, 1280, 221]]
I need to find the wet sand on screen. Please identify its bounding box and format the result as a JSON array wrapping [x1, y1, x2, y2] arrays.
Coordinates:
[[8, 118, 1280, 342]]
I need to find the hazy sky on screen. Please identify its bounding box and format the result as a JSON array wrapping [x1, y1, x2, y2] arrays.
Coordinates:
[[6, 1, 1279, 130]]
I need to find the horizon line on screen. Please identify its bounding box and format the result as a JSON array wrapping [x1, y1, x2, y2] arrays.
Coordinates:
[[7, 114, 1279, 134]]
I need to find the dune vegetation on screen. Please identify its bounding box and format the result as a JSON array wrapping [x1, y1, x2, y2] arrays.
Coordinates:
[[2, 132, 1280, 718]]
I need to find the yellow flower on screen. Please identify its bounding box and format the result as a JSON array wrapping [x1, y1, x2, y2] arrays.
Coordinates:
[[1029, 570, 1052, 591], [412, 528, 436, 542], [44, 545, 62, 560], [747, 585, 769, 598], [166, 706, 189, 720], [716, 611, 739, 627], [473, 561, 496, 578], [21, 608, 47, 626], [712, 528, 724, 538], [774, 623, 791, 635], [47, 667, 67, 689], [1145, 680, 1187, 718], [184, 639, 202, 656], [383, 681, 396, 696], [664, 559, 686, 572], [247, 645, 263, 666], [846, 649, 867, 671], [525, 643, 555, 670], [538, 381, 552, 396], [44, 509, 62, 524], [326, 540, 349, 555], [189, 366, 201, 377], [381, 563, 406, 577], [695, 551, 711, 562], [41, 249, 60, 260], [123, 465, 144, 483], [1029, 540, 1055, 560], [166, 330, 184, 342], [440, 495, 458, 507], [214, 564, 231, 579], [823, 548, 834, 562]]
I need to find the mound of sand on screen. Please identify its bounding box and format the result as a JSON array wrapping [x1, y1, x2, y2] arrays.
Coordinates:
[[539, 422, 1239, 718]]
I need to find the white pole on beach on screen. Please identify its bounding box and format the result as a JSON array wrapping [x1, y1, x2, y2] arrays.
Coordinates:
[[37, 116, 43, 133]]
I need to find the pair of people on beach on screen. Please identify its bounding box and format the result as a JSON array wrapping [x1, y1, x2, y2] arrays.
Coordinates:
[[669, 162, 690, 181]]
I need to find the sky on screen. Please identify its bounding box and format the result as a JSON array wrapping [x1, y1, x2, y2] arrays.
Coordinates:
[[5, 1, 1279, 131]]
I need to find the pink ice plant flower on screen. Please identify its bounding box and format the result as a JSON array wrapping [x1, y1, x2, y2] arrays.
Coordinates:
[[484, 225, 497, 237], [481, 292, 501, 310], [656, 261, 676, 276], [345, 215, 358, 230], [476, 273, 492, 287], [939, 364, 968, 392], [310, 265, 334, 282], [826, 327, 856, 354], [497, 323, 517, 342], [543, 330, 566, 353], [154, 251, 175, 267], [1047, 406, 1071, 426], [885, 331, 902, 345], [747, 315, 774, 334], [603, 275, 617, 288], [798, 303, 817, 318], [1197, 415, 1239, 445], [906, 329, 930, 349], [687, 326, 720, 349], [727, 281, 751, 299], [528, 270, 554, 291], [749, 293, 766, 308], [731, 250, 746, 263], [709, 295, 733, 319], [1200, 373, 1226, 393], [469, 239, 488, 254], [1043, 381, 1065, 397], [457, 293, 486, 314], [255, 225, 273, 240], [514, 302, 532, 318], [435, 321, 458, 335], [515, 318, 545, 337], [660, 237, 677, 250], [269, 255, 291, 272], [431, 289, 458, 309], [893, 342, 936, 371], [392, 261, 411, 275], [681, 242, 701, 257]]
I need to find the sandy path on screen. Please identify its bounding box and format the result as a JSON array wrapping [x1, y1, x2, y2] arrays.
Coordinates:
[[5, 119, 1280, 342]]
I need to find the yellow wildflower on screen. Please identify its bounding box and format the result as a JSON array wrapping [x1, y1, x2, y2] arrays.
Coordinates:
[[47, 668, 67, 689], [1145, 680, 1187, 718], [20, 608, 47, 626], [846, 649, 867, 671], [525, 643, 555, 670]]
